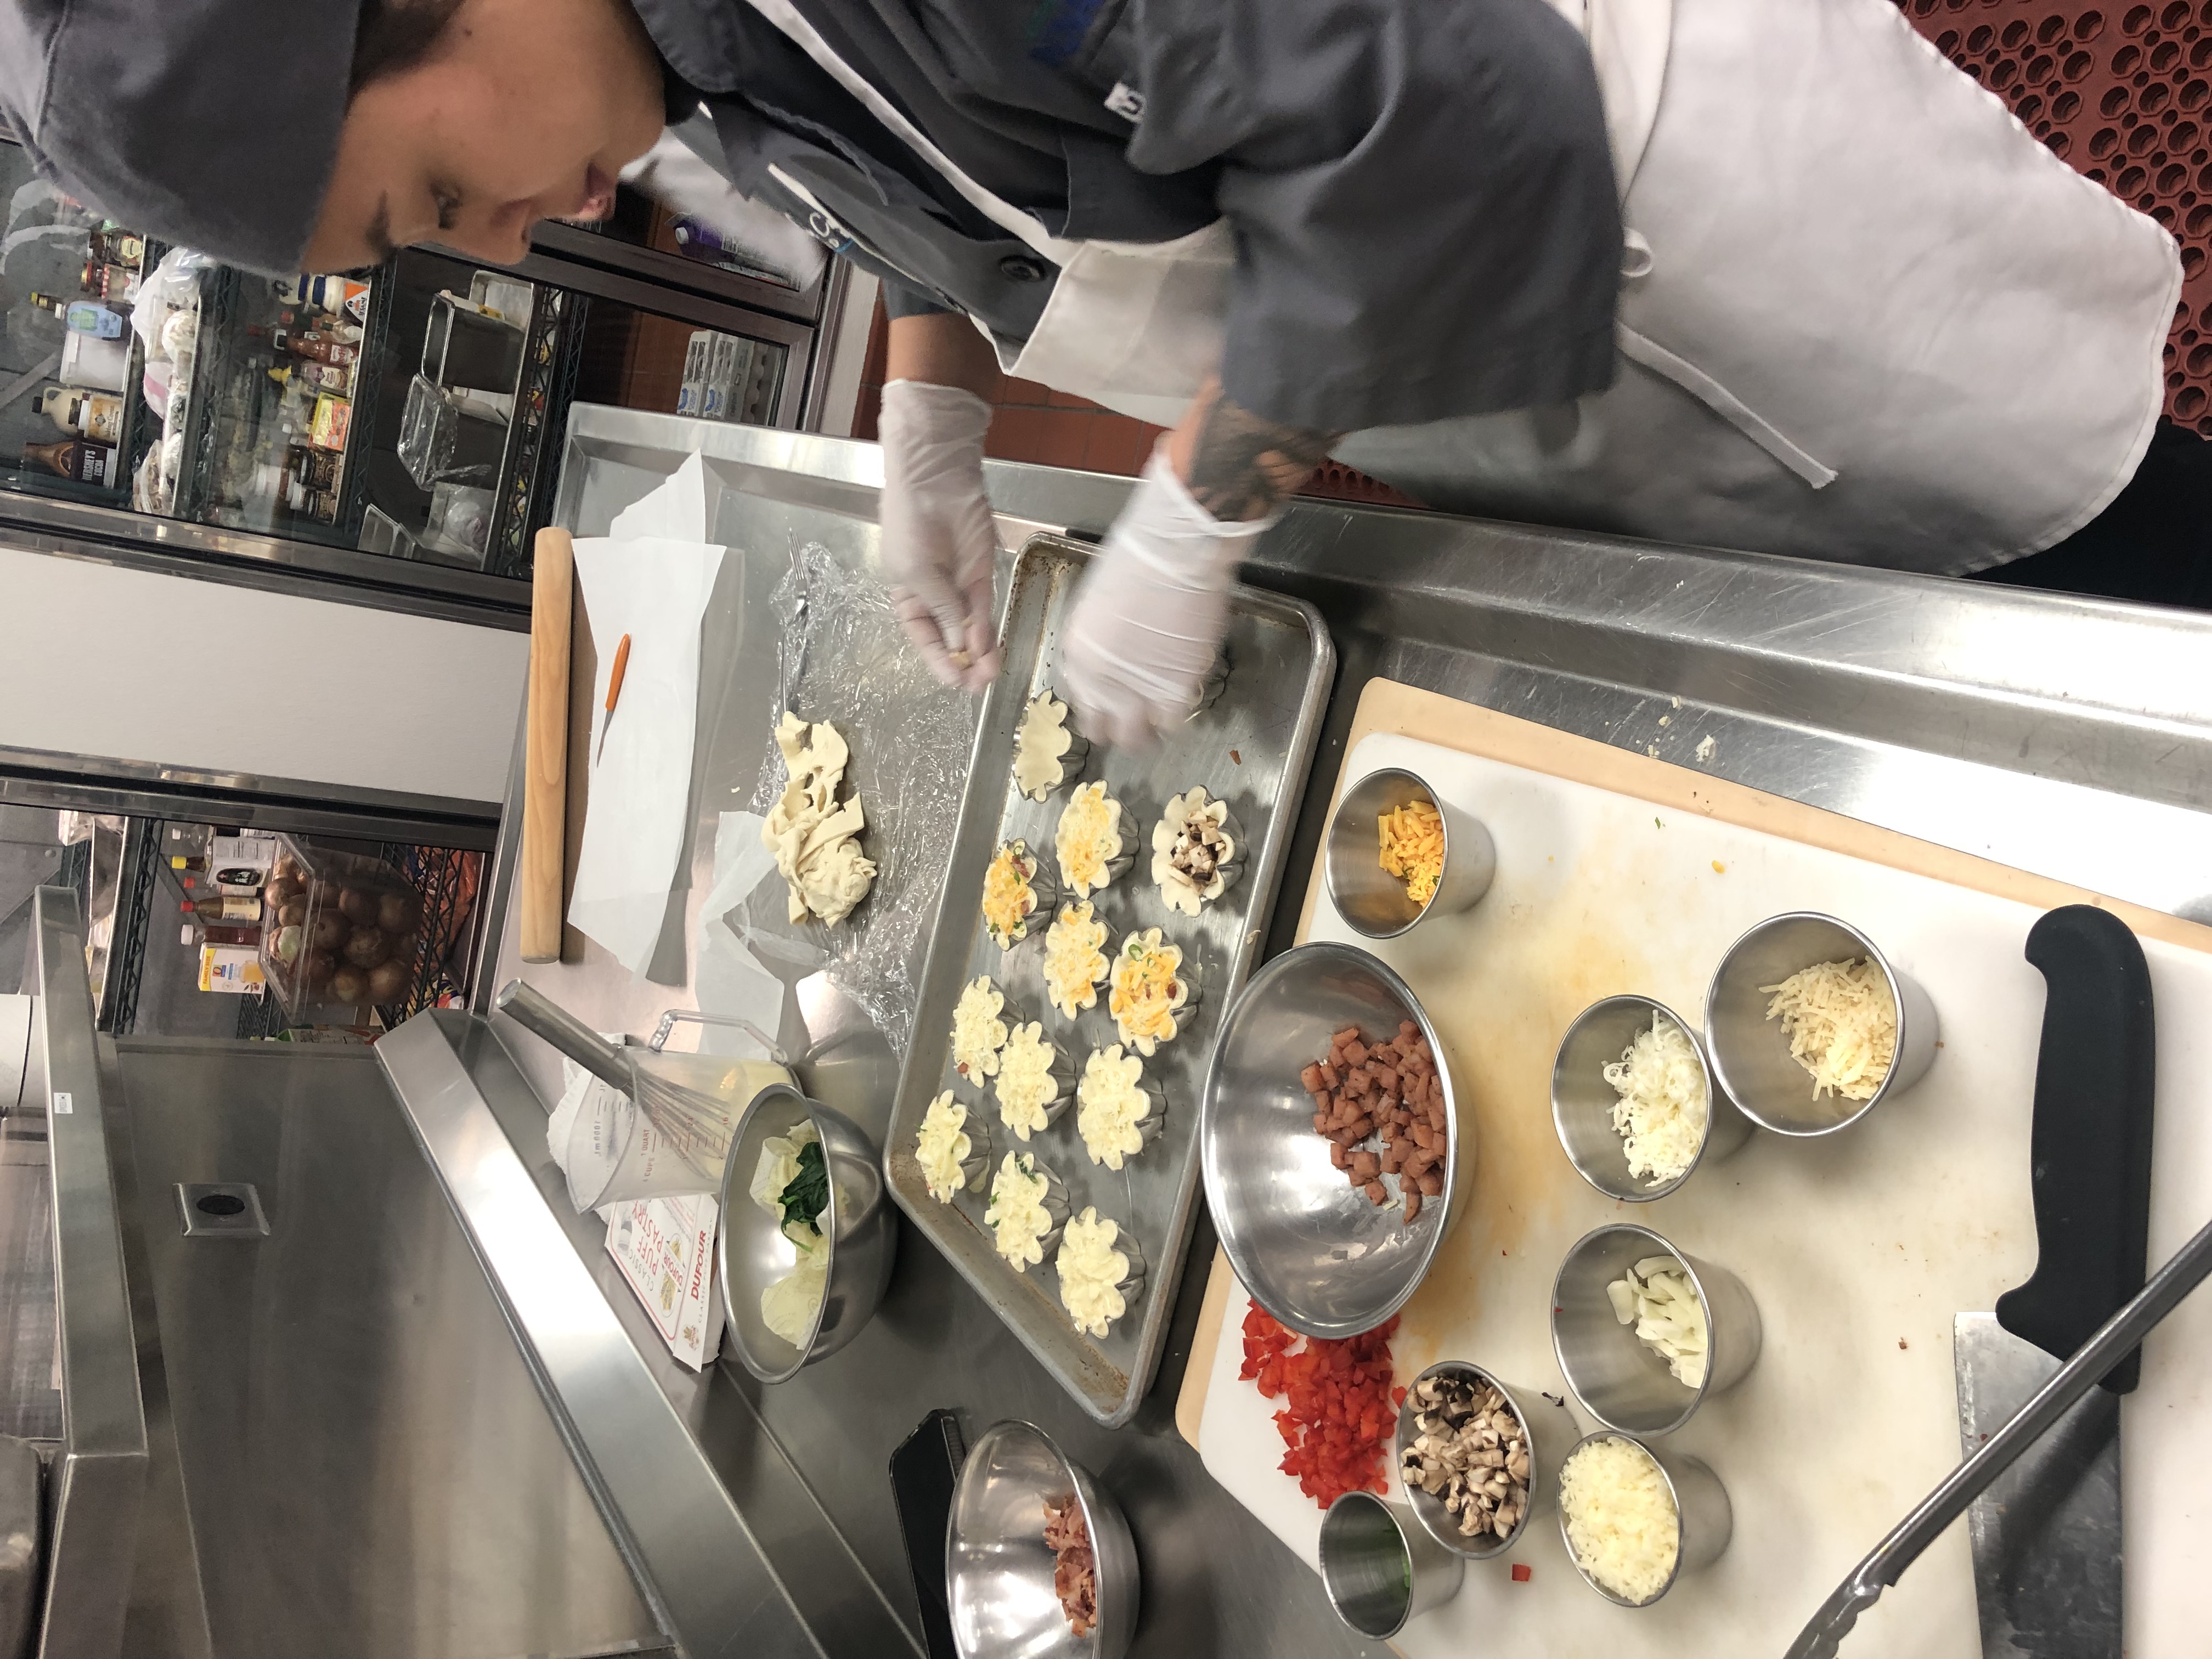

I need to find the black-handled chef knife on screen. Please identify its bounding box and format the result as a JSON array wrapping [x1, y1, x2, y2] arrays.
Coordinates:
[[1954, 904, 2155, 1659]]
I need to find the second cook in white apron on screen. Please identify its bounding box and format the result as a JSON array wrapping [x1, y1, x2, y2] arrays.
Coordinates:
[[694, 0, 2176, 739]]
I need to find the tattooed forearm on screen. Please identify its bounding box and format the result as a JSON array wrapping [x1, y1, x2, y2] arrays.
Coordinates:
[[1173, 379, 1338, 522]]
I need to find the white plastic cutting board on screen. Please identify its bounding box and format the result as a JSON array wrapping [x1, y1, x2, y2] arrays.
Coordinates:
[[1195, 729, 2212, 1658]]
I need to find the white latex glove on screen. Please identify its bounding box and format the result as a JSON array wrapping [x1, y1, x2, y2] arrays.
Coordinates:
[[1061, 443, 1277, 748], [878, 379, 1003, 691]]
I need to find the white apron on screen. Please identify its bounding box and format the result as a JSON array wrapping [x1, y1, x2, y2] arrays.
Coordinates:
[[746, 0, 2181, 573]]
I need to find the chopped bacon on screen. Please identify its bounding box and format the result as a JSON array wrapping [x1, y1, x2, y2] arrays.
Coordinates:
[[1307, 1023, 1447, 1221], [1043, 1498, 1097, 1637], [1237, 1301, 1401, 1508]]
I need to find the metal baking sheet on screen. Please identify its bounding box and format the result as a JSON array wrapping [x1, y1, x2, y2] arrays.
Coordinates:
[[885, 534, 1333, 1426]]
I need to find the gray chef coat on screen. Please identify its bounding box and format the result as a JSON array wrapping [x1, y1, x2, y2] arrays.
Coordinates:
[[633, 0, 1623, 432]]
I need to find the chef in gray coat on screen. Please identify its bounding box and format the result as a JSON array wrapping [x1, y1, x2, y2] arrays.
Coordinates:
[[1, 0, 2182, 743]]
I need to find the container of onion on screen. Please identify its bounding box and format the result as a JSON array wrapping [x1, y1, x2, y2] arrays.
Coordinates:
[[1549, 1223, 1762, 1436], [1550, 995, 1753, 1202]]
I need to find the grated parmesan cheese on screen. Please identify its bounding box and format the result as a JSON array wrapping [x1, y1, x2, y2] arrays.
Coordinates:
[[1601, 1013, 1708, 1185], [1559, 1436, 1680, 1605], [1377, 800, 1446, 906], [1761, 957, 1897, 1102]]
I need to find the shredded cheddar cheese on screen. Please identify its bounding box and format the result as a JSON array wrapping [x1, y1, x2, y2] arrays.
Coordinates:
[[1378, 800, 1446, 906], [981, 840, 1042, 948], [1108, 929, 1187, 1057]]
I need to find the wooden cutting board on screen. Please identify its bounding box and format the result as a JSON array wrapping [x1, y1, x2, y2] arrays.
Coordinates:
[[1175, 678, 2212, 1658]]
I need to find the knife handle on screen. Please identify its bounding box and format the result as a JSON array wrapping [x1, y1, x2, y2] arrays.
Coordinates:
[[1995, 905, 2156, 1393]]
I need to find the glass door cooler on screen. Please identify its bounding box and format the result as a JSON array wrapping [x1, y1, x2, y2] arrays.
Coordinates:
[[2, 132, 840, 599]]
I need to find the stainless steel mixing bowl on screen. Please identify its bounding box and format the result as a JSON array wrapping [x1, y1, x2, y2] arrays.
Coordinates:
[[1201, 941, 1470, 1340], [946, 1420, 1138, 1659], [716, 1084, 897, 1384], [1323, 766, 1495, 939]]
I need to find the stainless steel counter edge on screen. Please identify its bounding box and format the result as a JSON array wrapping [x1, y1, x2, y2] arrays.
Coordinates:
[[374, 1009, 823, 1659], [531, 416, 2212, 839], [31, 885, 149, 1659]]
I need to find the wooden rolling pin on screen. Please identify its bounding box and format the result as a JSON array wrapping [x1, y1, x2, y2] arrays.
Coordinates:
[[520, 527, 574, 962]]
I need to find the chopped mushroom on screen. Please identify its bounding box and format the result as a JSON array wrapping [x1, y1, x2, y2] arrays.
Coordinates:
[[1399, 1374, 1531, 1543]]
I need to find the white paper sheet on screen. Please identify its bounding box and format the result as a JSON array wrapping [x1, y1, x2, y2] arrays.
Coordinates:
[[567, 533, 725, 974], [694, 810, 788, 1054], [610, 452, 710, 543]]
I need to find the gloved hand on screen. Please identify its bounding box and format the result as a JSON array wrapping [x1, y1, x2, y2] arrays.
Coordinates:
[[1061, 443, 1277, 748], [878, 379, 1002, 691]]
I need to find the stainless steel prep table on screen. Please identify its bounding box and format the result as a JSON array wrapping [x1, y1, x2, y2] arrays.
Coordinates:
[[406, 407, 2212, 1659]]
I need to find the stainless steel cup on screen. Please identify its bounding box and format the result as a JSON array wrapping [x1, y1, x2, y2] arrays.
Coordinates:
[[1550, 1223, 1761, 1435], [1703, 911, 1939, 1136], [1556, 1431, 1732, 1606], [1551, 995, 1753, 1201], [1318, 1490, 1466, 1638], [1323, 767, 1495, 939], [1394, 1361, 1581, 1560]]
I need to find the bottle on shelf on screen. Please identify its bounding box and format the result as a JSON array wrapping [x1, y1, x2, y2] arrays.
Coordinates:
[[38, 386, 124, 445], [21, 438, 115, 487], [89, 224, 146, 268], [27, 292, 126, 338], [180, 888, 258, 919], [82, 262, 139, 303], [275, 331, 359, 367], [180, 901, 259, 946]]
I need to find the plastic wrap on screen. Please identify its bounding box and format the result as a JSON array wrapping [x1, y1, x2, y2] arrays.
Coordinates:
[[742, 541, 979, 1056]]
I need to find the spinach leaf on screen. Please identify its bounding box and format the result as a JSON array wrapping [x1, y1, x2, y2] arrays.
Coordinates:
[[778, 1139, 828, 1236]]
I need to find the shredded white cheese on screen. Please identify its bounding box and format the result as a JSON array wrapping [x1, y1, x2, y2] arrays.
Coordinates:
[[1056, 1206, 1132, 1338], [995, 1023, 1063, 1140], [1055, 781, 1125, 899], [1762, 957, 1897, 1102], [1559, 1436, 1680, 1605], [1602, 1013, 1709, 1185], [950, 977, 1008, 1083], [985, 1152, 1057, 1270], [915, 1092, 974, 1203], [1606, 1256, 1708, 1389], [1043, 902, 1111, 1018], [1077, 1045, 1153, 1170]]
